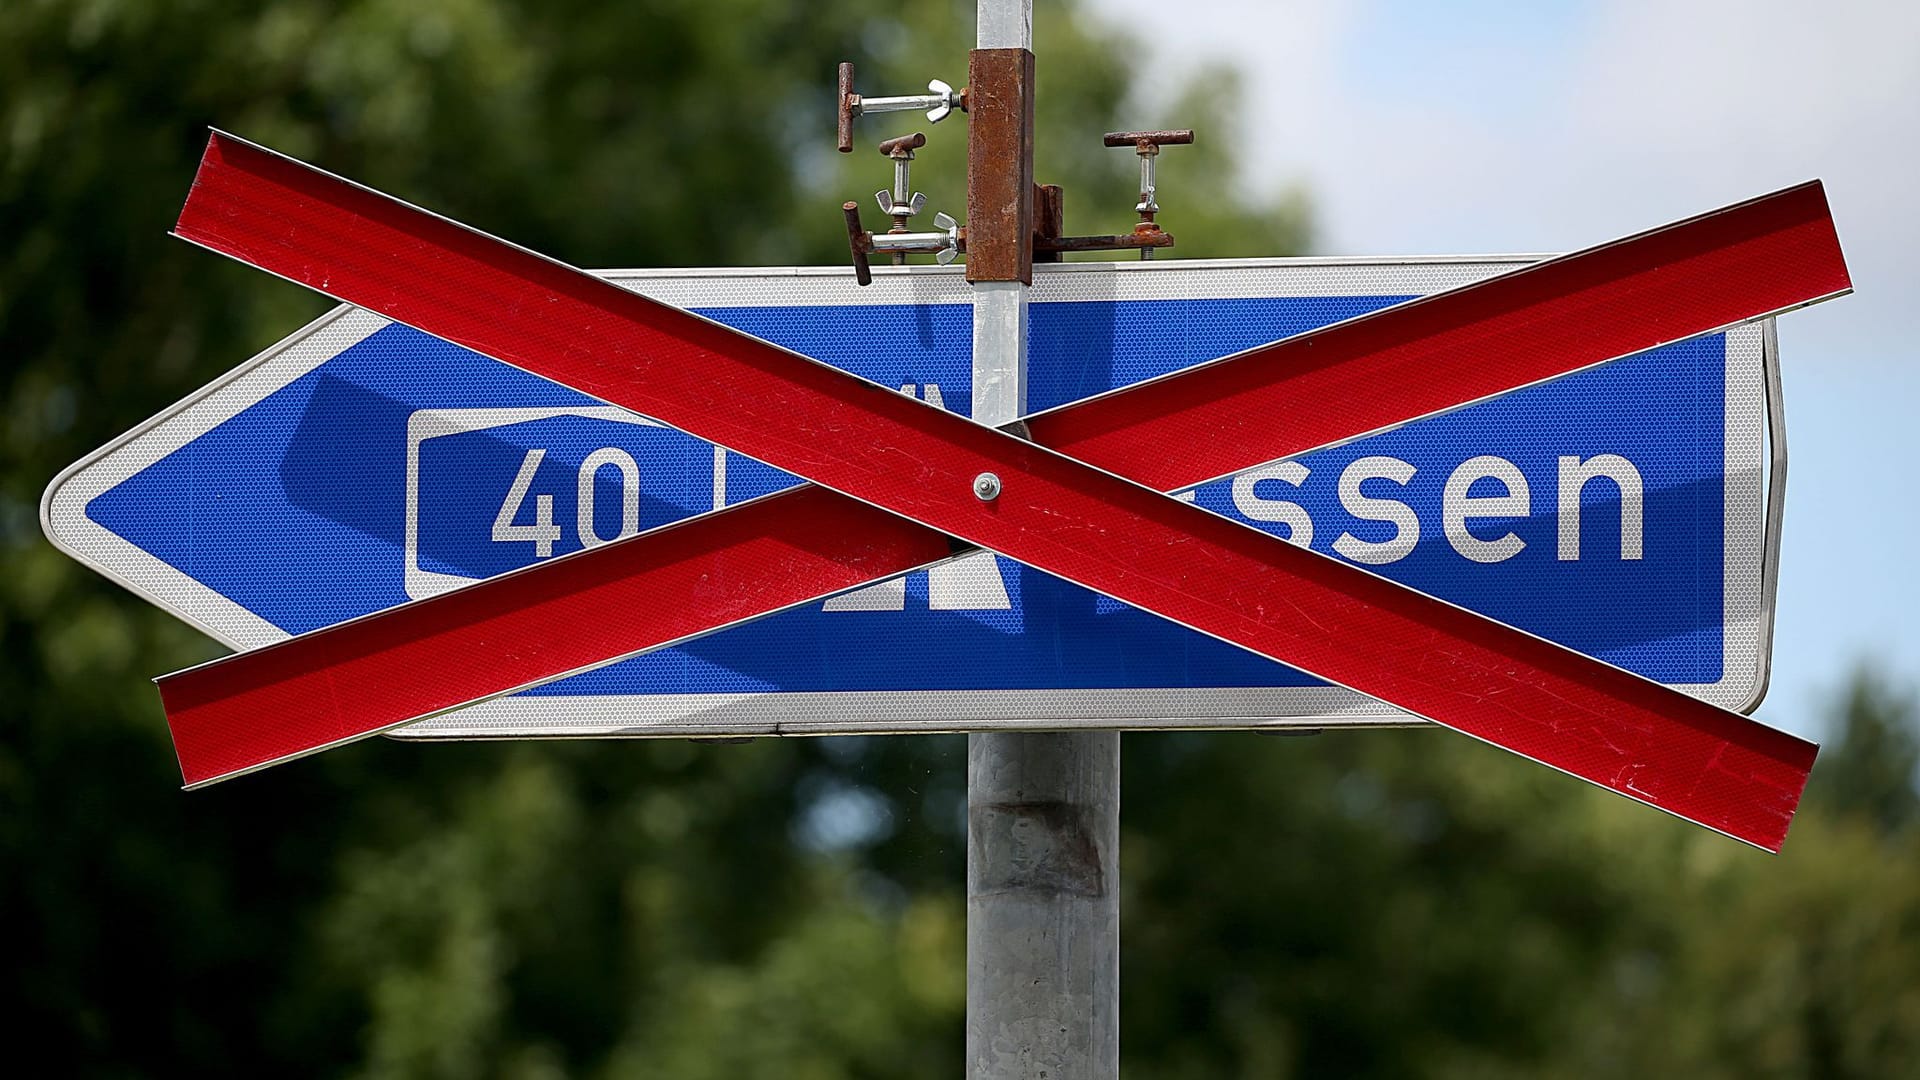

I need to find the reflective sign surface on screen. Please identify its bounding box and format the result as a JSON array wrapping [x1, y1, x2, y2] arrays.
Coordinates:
[[44, 258, 1774, 736]]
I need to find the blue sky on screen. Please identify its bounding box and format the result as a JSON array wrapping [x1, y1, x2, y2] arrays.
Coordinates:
[[1099, 0, 1920, 738]]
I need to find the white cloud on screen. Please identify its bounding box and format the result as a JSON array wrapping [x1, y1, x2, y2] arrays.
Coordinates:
[[1101, 0, 1919, 356]]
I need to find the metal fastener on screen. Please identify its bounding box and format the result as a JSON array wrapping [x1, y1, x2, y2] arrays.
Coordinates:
[[973, 472, 1002, 501], [1103, 129, 1194, 259], [837, 62, 966, 153]]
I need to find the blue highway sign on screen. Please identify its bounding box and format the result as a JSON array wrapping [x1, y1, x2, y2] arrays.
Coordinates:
[[42, 259, 1781, 738]]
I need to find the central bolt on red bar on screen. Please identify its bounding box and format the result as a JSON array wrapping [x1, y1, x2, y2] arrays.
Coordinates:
[[161, 132, 1849, 850]]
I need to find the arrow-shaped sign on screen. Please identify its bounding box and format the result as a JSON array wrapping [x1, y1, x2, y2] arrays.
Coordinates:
[[162, 132, 1848, 849]]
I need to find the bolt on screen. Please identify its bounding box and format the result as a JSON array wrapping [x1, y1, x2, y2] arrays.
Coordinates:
[[973, 472, 1002, 501], [837, 62, 964, 145], [877, 132, 928, 263]]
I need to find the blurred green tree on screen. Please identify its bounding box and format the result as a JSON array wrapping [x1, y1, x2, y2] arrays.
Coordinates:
[[1522, 666, 1920, 1080], [1803, 665, 1920, 834], [1113, 670, 1920, 1079]]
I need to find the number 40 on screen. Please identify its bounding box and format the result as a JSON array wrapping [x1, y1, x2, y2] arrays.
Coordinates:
[[491, 447, 641, 558]]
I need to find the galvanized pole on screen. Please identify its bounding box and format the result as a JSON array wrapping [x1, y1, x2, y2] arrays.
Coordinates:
[[966, 2, 1121, 1077]]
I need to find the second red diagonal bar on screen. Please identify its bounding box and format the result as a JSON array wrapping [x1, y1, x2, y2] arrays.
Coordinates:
[[162, 132, 1847, 849]]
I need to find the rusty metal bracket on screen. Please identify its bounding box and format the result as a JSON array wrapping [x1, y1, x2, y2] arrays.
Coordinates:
[[1035, 230, 1174, 254], [1033, 183, 1064, 263], [1026, 179, 1175, 256], [965, 48, 1035, 284], [842, 201, 874, 286], [837, 85, 1189, 282], [845, 180, 1174, 286]]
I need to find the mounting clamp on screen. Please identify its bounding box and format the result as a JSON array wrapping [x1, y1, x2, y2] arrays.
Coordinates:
[[838, 62, 966, 153], [1104, 129, 1194, 258]]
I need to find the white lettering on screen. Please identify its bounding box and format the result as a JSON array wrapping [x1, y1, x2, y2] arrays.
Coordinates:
[[1231, 461, 1314, 547], [1333, 457, 1419, 565], [1558, 454, 1644, 561], [491, 448, 561, 557], [577, 447, 641, 548], [1442, 455, 1529, 563]]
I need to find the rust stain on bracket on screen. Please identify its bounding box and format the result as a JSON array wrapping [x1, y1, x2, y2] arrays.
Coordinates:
[[1033, 183, 1065, 264], [841, 201, 873, 286], [1037, 228, 1173, 254], [964, 48, 1035, 285]]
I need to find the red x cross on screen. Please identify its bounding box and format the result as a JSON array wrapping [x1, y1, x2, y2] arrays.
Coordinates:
[[162, 133, 1849, 850]]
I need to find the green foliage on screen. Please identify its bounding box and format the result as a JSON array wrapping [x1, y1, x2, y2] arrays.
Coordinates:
[[1804, 665, 1920, 833], [3, 1, 1915, 1076], [1117, 671, 1920, 1079]]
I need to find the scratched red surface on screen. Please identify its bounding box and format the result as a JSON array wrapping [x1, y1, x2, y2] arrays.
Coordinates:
[[161, 132, 1848, 849]]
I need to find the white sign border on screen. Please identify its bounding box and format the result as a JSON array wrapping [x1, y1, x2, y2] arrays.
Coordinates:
[[39, 257, 1777, 738]]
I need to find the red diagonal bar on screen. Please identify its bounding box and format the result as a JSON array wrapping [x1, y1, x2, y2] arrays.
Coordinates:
[[160, 132, 1847, 849]]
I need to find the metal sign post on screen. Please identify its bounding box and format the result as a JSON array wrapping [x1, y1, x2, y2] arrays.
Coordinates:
[[961, 4, 1119, 1077]]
